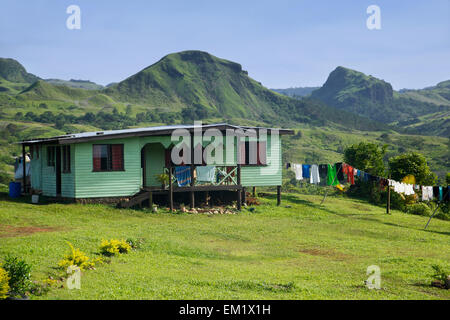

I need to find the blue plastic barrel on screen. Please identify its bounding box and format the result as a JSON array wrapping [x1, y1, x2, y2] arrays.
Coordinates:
[[9, 182, 21, 198]]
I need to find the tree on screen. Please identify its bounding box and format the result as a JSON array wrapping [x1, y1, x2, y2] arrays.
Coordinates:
[[343, 142, 387, 176], [446, 172, 450, 186], [388, 152, 437, 185], [125, 105, 132, 116]]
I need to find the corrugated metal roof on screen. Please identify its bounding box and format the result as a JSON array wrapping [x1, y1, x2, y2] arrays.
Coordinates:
[[19, 123, 293, 145]]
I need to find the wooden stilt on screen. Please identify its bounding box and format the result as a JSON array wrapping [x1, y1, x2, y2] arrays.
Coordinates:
[[148, 191, 153, 210], [242, 187, 246, 205], [277, 185, 281, 206], [205, 191, 209, 206], [237, 164, 242, 210], [190, 134, 195, 209], [252, 186, 256, 197]]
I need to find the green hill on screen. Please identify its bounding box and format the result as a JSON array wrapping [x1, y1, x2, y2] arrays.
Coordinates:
[[19, 80, 95, 101], [103, 51, 384, 130], [44, 79, 104, 90], [310, 67, 449, 127], [0, 58, 39, 84]]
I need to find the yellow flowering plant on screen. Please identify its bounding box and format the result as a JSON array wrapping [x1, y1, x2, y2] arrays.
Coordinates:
[[100, 239, 132, 256], [58, 242, 102, 271], [0, 267, 10, 299]]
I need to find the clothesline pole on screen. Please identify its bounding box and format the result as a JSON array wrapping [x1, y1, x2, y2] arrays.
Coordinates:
[[424, 189, 449, 229], [386, 174, 391, 214], [320, 164, 342, 205], [424, 202, 442, 230]]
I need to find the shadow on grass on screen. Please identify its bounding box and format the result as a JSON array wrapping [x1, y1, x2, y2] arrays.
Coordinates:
[[261, 193, 450, 237]]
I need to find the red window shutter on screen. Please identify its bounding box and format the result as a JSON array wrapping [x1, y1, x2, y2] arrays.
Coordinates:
[[239, 141, 246, 164], [257, 142, 267, 165], [93, 145, 102, 171], [111, 145, 124, 170]]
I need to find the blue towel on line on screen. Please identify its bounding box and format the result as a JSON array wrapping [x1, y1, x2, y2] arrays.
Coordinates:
[[302, 164, 311, 178], [175, 166, 191, 187]]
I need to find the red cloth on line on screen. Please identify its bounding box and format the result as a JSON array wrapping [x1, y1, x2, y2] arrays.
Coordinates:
[[342, 163, 355, 185]]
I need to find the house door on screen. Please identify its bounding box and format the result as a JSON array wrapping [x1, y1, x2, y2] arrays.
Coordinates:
[[143, 143, 166, 187], [55, 146, 62, 196]]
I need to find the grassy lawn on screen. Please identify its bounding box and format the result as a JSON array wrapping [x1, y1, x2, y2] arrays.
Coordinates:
[[0, 192, 449, 300]]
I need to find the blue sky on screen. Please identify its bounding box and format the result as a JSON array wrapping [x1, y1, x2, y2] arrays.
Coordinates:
[[0, 0, 448, 89]]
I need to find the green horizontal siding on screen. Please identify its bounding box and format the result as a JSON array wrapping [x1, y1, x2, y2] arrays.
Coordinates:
[[74, 138, 141, 198], [241, 135, 282, 187]]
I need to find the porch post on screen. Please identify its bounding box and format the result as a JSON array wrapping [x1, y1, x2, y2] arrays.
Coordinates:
[[242, 187, 246, 205], [237, 164, 242, 210], [22, 144, 27, 194], [190, 133, 195, 209], [277, 185, 281, 206], [169, 166, 174, 212], [252, 186, 256, 197]]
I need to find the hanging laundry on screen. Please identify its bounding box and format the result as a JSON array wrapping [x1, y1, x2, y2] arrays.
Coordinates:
[[318, 164, 328, 182], [175, 166, 191, 187], [422, 186, 429, 201], [302, 164, 311, 179], [335, 162, 345, 183], [286, 163, 291, 169], [378, 178, 388, 190], [196, 166, 216, 183], [404, 184, 415, 196], [310, 164, 320, 184], [433, 186, 440, 200], [445, 186, 450, 202], [363, 172, 371, 182], [422, 186, 433, 201], [327, 164, 338, 186], [439, 186, 443, 201], [291, 163, 303, 180], [343, 164, 355, 185]]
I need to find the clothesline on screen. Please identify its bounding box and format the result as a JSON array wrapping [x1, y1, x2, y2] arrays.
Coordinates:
[[286, 162, 450, 203]]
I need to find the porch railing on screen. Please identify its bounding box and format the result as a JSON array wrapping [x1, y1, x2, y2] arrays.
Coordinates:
[[164, 166, 239, 188]]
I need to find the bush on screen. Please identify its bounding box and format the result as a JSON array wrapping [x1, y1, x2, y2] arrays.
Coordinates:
[[2, 256, 32, 297], [406, 203, 432, 216], [58, 242, 102, 270], [100, 239, 132, 256], [431, 265, 449, 288], [0, 267, 10, 299]]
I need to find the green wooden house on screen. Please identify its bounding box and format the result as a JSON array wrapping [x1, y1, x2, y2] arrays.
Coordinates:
[[19, 123, 293, 209]]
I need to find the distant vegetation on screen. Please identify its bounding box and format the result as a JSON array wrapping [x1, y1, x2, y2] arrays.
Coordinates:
[[44, 79, 104, 90], [271, 86, 319, 98]]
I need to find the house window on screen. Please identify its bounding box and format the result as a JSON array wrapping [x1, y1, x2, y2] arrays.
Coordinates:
[[93, 144, 124, 171], [47, 146, 55, 167], [62, 146, 71, 173], [239, 140, 267, 165]]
